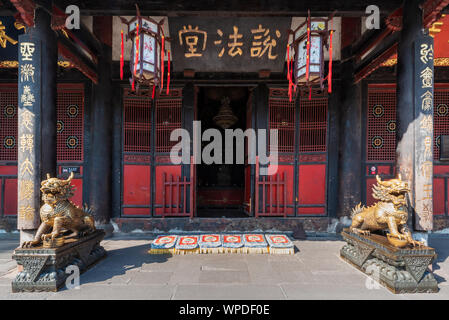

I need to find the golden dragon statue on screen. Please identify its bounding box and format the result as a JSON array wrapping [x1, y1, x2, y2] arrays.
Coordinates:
[[22, 172, 96, 248], [349, 174, 424, 247]]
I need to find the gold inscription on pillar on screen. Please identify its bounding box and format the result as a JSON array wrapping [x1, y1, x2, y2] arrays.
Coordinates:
[[423, 184, 432, 200], [19, 134, 34, 153], [18, 205, 34, 221], [421, 161, 433, 179], [20, 157, 34, 177], [421, 91, 433, 111], [21, 110, 35, 132], [420, 115, 433, 133], [19, 180, 34, 201], [420, 67, 433, 88], [19, 42, 35, 61]]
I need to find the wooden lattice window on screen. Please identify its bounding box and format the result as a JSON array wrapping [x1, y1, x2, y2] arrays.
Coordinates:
[[0, 84, 84, 162], [0, 84, 18, 161], [269, 88, 295, 153], [434, 85, 449, 160], [299, 93, 328, 153], [57, 84, 84, 162], [123, 88, 152, 153], [155, 89, 182, 153], [366, 84, 397, 162]]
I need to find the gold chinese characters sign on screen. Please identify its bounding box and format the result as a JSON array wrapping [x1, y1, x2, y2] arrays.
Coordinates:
[[17, 34, 41, 230], [169, 17, 291, 73]]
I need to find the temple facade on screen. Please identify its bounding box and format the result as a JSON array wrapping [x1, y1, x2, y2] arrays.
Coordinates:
[[0, 0, 449, 242]]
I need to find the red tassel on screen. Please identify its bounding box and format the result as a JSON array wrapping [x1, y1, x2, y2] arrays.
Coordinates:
[[290, 51, 294, 81], [152, 85, 156, 99], [166, 50, 171, 95], [328, 22, 334, 94], [309, 87, 312, 101], [287, 45, 290, 82], [120, 30, 124, 80], [161, 36, 165, 91], [132, 79, 135, 91], [287, 45, 292, 102]]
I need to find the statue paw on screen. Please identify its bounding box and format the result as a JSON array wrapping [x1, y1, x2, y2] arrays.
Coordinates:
[[351, 228, 370, 236], [409, 239, 425, 247], [41, 234, 53, 241], [21, 240, 40, 248], [388, 233, 405, 240]]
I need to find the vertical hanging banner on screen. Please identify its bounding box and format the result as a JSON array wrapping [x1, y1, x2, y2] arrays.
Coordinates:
[[17, 34, 41, 230], [413, 34, 434, 231]]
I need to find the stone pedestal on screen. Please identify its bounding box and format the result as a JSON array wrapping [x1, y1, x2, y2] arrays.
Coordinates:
[[340, 229, 438, 293], [12, 230, 106, 292]]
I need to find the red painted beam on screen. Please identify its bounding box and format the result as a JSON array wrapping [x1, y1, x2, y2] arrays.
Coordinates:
[[58, 41, 98, 84], [353, 0, 449, 83], [52, 5, 99, 65], [422, 0, 449, 28], [354, 42, 398, 83], [10, 0, 36, 27]]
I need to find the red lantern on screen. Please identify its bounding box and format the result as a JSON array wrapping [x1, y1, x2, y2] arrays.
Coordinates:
[[288, 10, 335, 99], [120, 5, 170, 92]]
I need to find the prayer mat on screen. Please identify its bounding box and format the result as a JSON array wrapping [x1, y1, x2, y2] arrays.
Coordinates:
[[243, 234, 269, 254], [266, 234, 295, 255], [222, 235, 244, 253], [199, 234, 222, 254], [148, 235, 177, 254], [174, 235, 199, 254]]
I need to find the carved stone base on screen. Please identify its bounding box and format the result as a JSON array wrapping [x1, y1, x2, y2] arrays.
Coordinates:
[[11, 230, 106, 292], [340, 229, 438, 294]]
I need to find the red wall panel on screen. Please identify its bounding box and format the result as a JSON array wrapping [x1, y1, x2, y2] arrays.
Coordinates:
[[366, 178, 377, 206], [298, 207, 325, 215], [70, 179, 83, 207], [0, 166, 17, 175], [123, 208, 150, 216], [4, 178, 17, 216], [298, 164, 326, 205], [434, 166, 449, 175], [433, 178, 445, 215], [123, 165, 151, 206]]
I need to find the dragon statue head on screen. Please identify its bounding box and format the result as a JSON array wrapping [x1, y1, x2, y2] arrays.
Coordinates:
[[40, 172, 75, 206], [372, 174, 410, 207]]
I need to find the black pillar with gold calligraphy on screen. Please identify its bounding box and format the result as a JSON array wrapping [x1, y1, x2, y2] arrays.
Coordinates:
[[396, 0, 434, 232], [17, 0, 57, 244], [413, 34, 434, 231], [17, 34, 41, 237]]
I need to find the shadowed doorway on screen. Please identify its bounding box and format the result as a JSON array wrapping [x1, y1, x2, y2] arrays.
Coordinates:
[[196, 86, 251, 218]]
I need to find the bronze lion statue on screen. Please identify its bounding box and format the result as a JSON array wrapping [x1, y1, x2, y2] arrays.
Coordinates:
[[349, 174, 423, 247], [22, 172, 96, 248]]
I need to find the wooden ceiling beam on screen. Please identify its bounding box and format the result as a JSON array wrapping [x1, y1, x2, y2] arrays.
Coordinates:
[[57, 32, 98, 83]]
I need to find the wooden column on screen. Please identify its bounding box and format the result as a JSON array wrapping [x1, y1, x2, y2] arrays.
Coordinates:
[[88, 17, 113, 231], [396, 0, 434, 231], [17, 0, 57, 244], [337, 18, 362, 217]]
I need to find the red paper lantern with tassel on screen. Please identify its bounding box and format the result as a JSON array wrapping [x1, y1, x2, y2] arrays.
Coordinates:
[[120, 4, 170, 94], [288, 10, 335, 99]]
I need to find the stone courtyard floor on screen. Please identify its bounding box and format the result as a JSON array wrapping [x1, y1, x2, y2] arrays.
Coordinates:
[[0, 235, 448, 300]]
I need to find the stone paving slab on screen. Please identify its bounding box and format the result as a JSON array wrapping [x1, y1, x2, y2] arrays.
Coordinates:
[[173, 284, 286, 300], [0, 236, 447, 299], [47, 284, 176, 300]]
